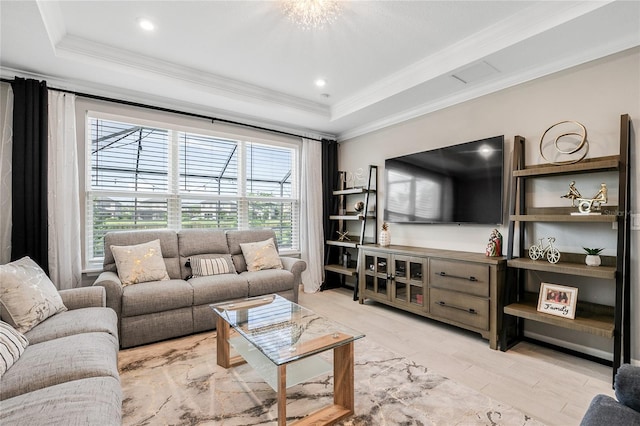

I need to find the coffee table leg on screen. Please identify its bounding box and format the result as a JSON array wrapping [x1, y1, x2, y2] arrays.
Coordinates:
[[334, 341, 354, 412], [216, 315, 245, 368], [277, 364, 287, 426]]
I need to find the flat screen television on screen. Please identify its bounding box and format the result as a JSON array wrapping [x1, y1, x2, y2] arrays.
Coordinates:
[[384, 135, 504, 225]]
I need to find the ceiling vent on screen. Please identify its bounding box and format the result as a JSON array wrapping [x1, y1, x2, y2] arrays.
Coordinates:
[[451, 61, 500, 84]]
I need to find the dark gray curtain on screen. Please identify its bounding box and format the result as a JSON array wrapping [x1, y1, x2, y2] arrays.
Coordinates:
[[321, 138, 339, 289], [11, 78, 49, 273]]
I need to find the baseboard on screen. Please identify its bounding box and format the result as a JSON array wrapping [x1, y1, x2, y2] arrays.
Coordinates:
[[524, 331, 613, 362]]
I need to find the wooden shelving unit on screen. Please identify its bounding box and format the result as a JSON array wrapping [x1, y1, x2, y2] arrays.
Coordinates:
[[501, 114, 632, 383], [323, 166, 378, 300]]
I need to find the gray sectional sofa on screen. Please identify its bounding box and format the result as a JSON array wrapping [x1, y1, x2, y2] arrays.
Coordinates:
[[580, 364, 640, 425], [0, 286, 121, 425], [94, 228, 307, 348]]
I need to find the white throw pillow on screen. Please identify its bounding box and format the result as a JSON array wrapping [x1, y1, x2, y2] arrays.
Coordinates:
[[240, 238, 283, 272], [188, 254, 236, 277], [110, 239, 170, 286], [0, 320, 28, 377], [0, 256, 67, 333]]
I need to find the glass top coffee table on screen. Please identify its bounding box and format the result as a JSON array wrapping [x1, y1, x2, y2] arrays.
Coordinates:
[[211, 294, 364, 426]]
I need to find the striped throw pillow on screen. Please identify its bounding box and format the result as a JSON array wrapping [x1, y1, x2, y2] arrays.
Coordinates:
[[189, 255, 236, 277], [0, 320, 28, 377]]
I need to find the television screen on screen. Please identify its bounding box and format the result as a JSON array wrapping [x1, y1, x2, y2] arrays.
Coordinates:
[[384, 136, 504, 225]]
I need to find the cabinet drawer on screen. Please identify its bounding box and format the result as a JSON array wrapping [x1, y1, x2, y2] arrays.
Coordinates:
[[429, 259, 489, 297], [430, 288, 489, 331]]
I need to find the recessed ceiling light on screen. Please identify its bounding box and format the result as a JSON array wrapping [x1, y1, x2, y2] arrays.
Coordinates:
[[137, 18, 155, 31], [315, 79, 327, 88]]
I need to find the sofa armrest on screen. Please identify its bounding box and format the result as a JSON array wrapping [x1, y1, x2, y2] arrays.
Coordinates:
[[615, 364, 640, 412], [58, 287, 106, 310], [280, 257, 307, 302], [93, 271, 124, 321]]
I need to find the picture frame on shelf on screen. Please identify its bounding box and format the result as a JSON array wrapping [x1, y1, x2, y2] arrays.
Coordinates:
[[537, 283, 578, 319]]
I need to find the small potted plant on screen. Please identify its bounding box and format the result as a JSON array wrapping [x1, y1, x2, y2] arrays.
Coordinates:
[[583, 247, 604, 266]]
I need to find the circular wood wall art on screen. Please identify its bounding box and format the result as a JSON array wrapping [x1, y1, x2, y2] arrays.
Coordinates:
[[539, 120, 588, 165]]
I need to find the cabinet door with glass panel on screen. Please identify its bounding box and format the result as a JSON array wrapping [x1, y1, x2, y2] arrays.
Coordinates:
[[392, 255, 426, 309], [362, 251, 390, 301]]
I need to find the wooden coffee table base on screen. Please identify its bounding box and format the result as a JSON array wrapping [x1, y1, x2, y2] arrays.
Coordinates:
[[216, 316, 355, 425]]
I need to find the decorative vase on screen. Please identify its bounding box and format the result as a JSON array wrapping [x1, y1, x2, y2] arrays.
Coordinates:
[[379, 222, 390, 247], [585, 255, 601, 266]]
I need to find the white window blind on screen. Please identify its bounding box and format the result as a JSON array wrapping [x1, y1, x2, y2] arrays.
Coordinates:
[[86, 115, 299, 266]]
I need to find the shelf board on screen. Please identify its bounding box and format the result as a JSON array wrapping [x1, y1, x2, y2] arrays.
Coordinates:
[[513, 155, 619, 177], [329, 214, 375, 221], [324, 264, 357, 277], [507, 258, 616, 279], [326, 240, 358, 248], [333, 187, 375, 195], [504, 301, 614, 338], [510, 214, 617, 223]]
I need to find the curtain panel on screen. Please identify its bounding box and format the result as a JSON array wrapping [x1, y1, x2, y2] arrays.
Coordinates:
[[47, 91, 81, 289], [0, 84, 13, 264], [321, 138, 339, 289], [300, 138, 324, 293], [10, 78, 48, 273]]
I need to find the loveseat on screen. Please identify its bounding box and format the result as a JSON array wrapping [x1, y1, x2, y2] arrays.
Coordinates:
[[93, 228, 307, 348], [0, 286, 121, 425], [580, 364, 640, 425]]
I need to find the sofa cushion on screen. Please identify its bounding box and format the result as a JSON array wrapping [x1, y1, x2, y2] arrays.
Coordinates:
[[240, 238, 283, 272], [189, 274, 249, 305], [103, 230, 181, 279], [0, 332, 118, 400], [111, 239, 170, 286], [580, 394, 640, 426], [121, 279, 193, 317], [241, 269, 295, 297], [615, 364, 640, 412], [189, 254, 236, 277], [0, 256, 67, 333], [24, 307, 118, 345], [226, 229, 279, 272], [0, 376, 122, 426], [0, 321, 28, 377], [178, 229, 230, 278]]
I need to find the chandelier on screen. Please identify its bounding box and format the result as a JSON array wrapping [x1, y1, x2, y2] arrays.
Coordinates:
[[282, 0, 342, 30]]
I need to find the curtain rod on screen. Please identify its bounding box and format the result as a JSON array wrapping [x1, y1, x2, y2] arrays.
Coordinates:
[[1, 77, 329, 143]]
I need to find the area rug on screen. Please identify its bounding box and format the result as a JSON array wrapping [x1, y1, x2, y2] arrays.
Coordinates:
[[119, 332, 543, 425]]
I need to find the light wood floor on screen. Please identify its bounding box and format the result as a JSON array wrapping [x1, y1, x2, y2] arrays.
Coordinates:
[[299, 287, 615, 426]]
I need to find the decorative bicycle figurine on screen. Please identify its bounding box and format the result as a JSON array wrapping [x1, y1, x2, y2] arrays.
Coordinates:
[[529, 237, 561, 264]]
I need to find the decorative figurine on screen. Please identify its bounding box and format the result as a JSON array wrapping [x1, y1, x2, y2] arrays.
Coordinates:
[[561, 181, 582, 207], [486, 229, 503, 257], [562, 181, 608, 214], [529, 237, 560, 264]]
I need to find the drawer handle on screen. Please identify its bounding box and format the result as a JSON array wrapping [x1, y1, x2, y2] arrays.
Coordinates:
[[436, 271, 477, 282], [437, 301, 478, 315]]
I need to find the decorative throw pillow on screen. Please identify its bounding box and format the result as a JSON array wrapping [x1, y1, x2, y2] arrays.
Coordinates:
[[0, 256, 67, 333], [188, 254, 236, 277], [110, 239, 170, 286], [0, 320, 28, 377], [240, 238, 283, 272]]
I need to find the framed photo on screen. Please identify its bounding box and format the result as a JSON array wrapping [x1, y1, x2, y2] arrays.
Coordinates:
[[537, 283, 578, 319]]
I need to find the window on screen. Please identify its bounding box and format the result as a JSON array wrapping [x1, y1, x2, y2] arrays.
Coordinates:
[[86, 115, 299, 267]]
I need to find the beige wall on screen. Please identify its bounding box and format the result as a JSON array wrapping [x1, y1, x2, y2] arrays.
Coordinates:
[[340, 47, 639, 362]]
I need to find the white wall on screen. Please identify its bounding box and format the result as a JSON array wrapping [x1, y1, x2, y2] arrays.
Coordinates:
[[340, 47, 639, 362]]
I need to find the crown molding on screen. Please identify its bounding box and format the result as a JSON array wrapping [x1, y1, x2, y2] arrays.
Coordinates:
[[331, 1, 614, 121], [337, 40, 639, 142], [35, 1, 330, 119], [1, 66, 336, 142]]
